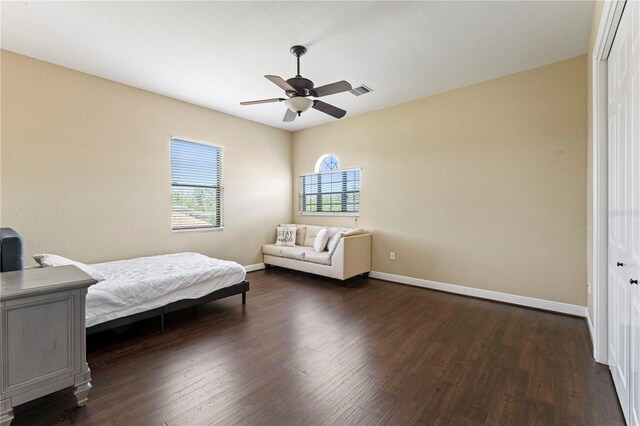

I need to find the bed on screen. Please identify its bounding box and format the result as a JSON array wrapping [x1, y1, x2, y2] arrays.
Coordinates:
[[0, 229, 249, 335], [83, 252, 248, 334], [24, 251, 246, 335]]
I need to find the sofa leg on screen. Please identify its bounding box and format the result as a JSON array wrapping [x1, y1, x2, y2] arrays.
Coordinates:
[[242, 292, 246, 305]]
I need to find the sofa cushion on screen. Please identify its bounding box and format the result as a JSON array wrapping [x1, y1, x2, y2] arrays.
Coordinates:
[[295, 225, 307, 246], [304, 225, 327, 247], [262, 244, 283, 257], [281, 246, 306, 261], [304, 249, 331, 265], [280, 224, 307, 246]]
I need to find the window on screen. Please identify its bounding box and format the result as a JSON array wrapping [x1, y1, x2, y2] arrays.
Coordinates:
[[316, 154, 339, 171], [170, 138, 223, 231], [299, 155, 360, 216]]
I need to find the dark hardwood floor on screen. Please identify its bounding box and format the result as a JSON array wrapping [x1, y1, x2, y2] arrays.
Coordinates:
[[14, 268, 623, 425]]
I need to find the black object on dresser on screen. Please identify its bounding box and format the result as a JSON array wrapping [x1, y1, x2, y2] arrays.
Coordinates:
[[0, 228, 23, 273]]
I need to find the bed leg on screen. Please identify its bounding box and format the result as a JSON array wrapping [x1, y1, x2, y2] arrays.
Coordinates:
[[160, 309, 165, 332], [242, 292, 246, 305]]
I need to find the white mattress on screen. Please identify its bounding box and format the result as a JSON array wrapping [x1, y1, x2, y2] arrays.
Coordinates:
[[85, 252, 246, 327]]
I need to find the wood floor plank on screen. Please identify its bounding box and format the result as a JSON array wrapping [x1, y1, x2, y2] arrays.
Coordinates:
[[10, 268, 624, 426]]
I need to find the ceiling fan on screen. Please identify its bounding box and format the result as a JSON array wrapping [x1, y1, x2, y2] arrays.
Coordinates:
[[240, 45, 352, 122]]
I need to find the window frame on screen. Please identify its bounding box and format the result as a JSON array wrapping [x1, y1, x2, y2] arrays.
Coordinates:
[[170, 137, 224, 233], [315, 154, 340, 172], [298, 167, 361, 217]]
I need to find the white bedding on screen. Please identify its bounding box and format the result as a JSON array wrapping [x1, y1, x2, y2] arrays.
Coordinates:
[[86, 252, 246, 327]]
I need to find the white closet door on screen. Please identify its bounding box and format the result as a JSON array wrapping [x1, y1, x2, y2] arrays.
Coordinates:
[[609, 0, 640, 423], [608, 8, 630, 419], [627, 1, 640, 424]]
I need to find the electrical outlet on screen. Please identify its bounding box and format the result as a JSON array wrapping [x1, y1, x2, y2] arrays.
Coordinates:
[[588, 280, 591, 295], [390, 252, 396, 260]]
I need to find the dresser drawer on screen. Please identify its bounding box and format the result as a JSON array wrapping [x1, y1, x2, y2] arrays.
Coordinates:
[[2, 293, 76, 393]]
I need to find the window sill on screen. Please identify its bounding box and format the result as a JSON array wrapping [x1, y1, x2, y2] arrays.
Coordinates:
[[172, 227, 224, 234], [300, 212, 359, 217]]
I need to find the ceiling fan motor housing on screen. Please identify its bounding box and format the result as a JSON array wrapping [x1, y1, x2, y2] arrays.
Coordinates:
[[285, 77, 314, 97]]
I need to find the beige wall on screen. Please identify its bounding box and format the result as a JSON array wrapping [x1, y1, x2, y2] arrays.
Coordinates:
[[293, 56, 588, 306], [586, 1, 605, 321], [1, 50, 293, 266], [1, 49, 589, 307]]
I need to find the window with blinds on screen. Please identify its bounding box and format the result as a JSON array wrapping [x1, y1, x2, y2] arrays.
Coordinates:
[[170, 138, 223, 231], [299, 168, 360, 216]]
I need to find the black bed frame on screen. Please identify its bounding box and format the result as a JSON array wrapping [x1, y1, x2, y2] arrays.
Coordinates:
[[86, 280, 249, 335]]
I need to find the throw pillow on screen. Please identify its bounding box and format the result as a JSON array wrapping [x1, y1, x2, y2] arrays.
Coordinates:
[[33, 254, 106, 282], [313, 228, 330, 252], [275, 226, 296, 247], [327, 231, 345, 256], [328, 227, 351, 241], [280, 223, 307, 246], [343, 228, 363, 237]]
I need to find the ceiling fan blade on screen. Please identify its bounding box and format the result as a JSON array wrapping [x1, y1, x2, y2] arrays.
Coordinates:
[[240, 98, 285, 105], [312, 80, 352, 97], [312, 100, 347, 119], [265, 75, 296, 92], [283, 108, 297, 122]]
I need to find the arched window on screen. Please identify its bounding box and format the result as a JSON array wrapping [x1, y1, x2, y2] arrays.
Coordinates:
[[315, 154, 339, 172], [300, 155, 361, 216]]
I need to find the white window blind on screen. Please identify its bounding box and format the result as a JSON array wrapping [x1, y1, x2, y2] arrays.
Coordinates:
[[299, 168, 360, 216], [170, 138, 223, 231]]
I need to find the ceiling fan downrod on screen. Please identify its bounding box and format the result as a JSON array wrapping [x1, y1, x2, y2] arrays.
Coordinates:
[[290, 45, 307, 78]]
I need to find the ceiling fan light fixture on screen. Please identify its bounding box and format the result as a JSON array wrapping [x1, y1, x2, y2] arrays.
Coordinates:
[[285, 96, 313, 114]]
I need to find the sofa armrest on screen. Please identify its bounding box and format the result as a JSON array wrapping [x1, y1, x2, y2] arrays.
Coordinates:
[[331, 233, 372, 280]]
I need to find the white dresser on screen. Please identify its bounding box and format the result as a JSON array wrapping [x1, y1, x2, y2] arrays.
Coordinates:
[[0, 266, 96, 425]]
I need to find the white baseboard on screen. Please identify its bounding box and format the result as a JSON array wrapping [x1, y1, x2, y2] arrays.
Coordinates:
[[369, 271, 588, 317], [244, 263, 266, 273]]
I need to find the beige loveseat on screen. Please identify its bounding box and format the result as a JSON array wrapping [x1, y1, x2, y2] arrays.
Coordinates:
[[262, 225, 372, 281]]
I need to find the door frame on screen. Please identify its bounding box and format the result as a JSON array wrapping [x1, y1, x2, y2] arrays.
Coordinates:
[[592, 0, 627, 364]]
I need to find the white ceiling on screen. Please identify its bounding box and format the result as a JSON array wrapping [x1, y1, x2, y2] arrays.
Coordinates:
[[1, 1, 594, 132]]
